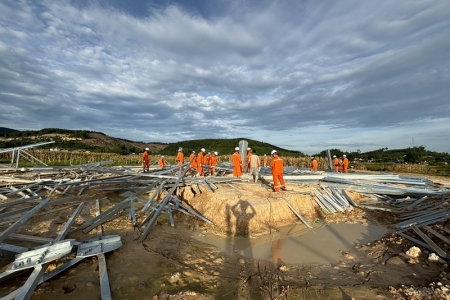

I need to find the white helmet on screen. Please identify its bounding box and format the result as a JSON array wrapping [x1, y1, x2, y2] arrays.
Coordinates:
[[214, 151, 218, 155], [271, 150, 277, 155], [264, 154, 266, 156], [161, 155, 164, 158], [208, 152, 211, 154], [343, 154, 347, 157], [201, 148, 205, 152], [178, 147, 182, 151], [333, 155, 336, 158], [247, 147, 251, 150], [145, 148, 149, 151], [235, 147, 239, 151], [192, 150, 195, 153]]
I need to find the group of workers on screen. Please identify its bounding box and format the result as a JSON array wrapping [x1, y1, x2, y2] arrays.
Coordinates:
[[142, 146, 349, 191]]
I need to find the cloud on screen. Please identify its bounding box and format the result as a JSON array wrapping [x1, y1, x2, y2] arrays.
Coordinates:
[[0, 0, 449, 154]]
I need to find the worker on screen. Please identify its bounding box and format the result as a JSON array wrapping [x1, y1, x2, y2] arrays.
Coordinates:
[[203, 152, 211, 175], [176, 147, 184, 166], [197, 148, 205, 176], [269, 150, 286, 192], [189, 151, 197, 170], [249, 149, 260, 182], [246, 147, 252, 173], [158, 155, 165, 169], [232, 147, 243, 177], [311, 156, 318, 172], [263, 154, 268, 167], [210, 151, 218, 175], [333, 155, 340, 172], [142, 148, 150, 173], [342, 154, 349, 173]]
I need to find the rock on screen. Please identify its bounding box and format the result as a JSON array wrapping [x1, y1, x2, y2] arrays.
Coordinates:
[[168, 272, 181, 283], [428, 253, 440, 263], [406, 246, 421, 258], [279, 265, 288, 272]]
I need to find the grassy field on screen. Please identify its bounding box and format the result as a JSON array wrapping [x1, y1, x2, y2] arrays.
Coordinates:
[[362, 162, 450, 176]]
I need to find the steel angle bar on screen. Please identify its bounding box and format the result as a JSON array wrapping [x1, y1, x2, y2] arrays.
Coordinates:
[[341, 190, 358, 207], [55, 202, 85, 241], [94, 200, 112, 300], [321, 187, 345, 211], [8, 186, 28, 198], [129, 199, 136, 222], [358, 205, 393, 212], [202, 180, 214, 193], [142, 183, 165, 212], [0, 243, 29, 258], [314, 197, 329, 214], [135, 180, 161, 197], [194, 183, 201, 194], [5, 183, 39, 196], [399, 196, 429, 212], [82, 200, 131, 233], [317, 190, 343, 212], [394, 210, 450, 229], [282, 197, 312, 229], [397, 232, 434, 252], [0, 198, 50, 243], [226, 183, 243, 194], [411, 225, 447, 258], [205, 179, 218, 189], [0, 195, 42, 209], [139, 196, 171, 242], [331, 187, 353, 209], [423, 226, 450, 245], [167, 203, 175, 227], [314, 190, 336, 214], [3, 234, 53, 244]]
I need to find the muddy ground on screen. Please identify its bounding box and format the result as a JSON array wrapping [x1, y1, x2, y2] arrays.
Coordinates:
[[1, 172, 450, 299]]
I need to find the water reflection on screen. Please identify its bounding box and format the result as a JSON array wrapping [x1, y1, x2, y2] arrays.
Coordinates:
[[193, 222, 388, 264]]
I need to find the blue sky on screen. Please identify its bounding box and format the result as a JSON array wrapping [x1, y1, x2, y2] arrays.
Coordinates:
[[1, 0, 449, 155]]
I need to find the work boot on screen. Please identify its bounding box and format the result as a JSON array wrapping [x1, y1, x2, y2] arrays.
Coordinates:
[[281, 186, 287, 191]]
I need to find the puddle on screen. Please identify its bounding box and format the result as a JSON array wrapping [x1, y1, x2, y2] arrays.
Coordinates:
[[193, 222, 388, 264]]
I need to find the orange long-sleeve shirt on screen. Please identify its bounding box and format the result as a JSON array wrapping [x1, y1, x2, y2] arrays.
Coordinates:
[[189, 153, 197, 168], [311, 159, 318, 171], [342, 157, 349, 173], [142, 151, 149, 162], [270, 155, 283, 175], [232, 152, 243, 176], [158, 157, 165, 169]]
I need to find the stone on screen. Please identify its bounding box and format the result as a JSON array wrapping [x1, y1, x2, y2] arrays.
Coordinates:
[[406, 246, 421, 258]]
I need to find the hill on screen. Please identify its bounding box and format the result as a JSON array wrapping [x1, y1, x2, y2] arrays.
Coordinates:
[[0, 128, 167, 154], [0, 127, 18, 134]]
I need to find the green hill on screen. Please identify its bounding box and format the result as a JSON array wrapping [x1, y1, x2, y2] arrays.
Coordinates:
[[0, 127, 18, 134]]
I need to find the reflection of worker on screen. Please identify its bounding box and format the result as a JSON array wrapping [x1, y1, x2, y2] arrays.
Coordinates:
[[189, 151, 197, 170], [269, 150, 286, 192], [333, 155, 340, 172], [342, 154, 349, 173], [158, 155, 165, 169], [142, 148, 150, 173], [263, 154, 268, 167], [197, 148, 205, 176], [176, 148, 184, 166], [232, 147, 243, 177], [311, 156, 318, 172], [210, 152, 218, 175], [249, 149, 260, 182], [270, 240, 284, 266]]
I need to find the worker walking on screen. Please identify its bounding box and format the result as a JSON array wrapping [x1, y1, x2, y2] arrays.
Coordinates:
[[263, 154, 268, 167], [311, 156, 318, 172], [333, 155, 340, 172], [197, 148, 206, 176], [249, 149, 260, 182], [176, 147, 184, 166], [232, 147, 243, 177], [142, 148, 150, 173], [269, 150, 286, 192], [158, 155, 166, 169], [342, 154, 349, 173], [210, 152, 218, 175], [246, 148, 252, 173]]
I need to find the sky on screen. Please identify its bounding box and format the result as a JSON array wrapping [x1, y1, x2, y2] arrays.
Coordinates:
[[1, 0, 449, 155]]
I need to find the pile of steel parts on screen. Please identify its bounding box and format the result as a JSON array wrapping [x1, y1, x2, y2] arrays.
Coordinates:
[[0, 161, 243, 299]]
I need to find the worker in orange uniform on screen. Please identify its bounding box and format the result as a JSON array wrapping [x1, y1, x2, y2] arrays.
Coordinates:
[[333, 155, 340, 172], [232, 147, 243, 177], [189, 151, 197, 171], [311, 156, 318, 172], [197, 148, 205, 176], [158, 155, 166, 169], [142, 147, 150, 173], [270, 150, 286, 192], [203, 152, 210, 175], [176, 147, 184, 166], [342, 154, 349, 173], [210, 151, 218, 175], [246, 148, 252, 173], [263, 154, 268, 167]]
